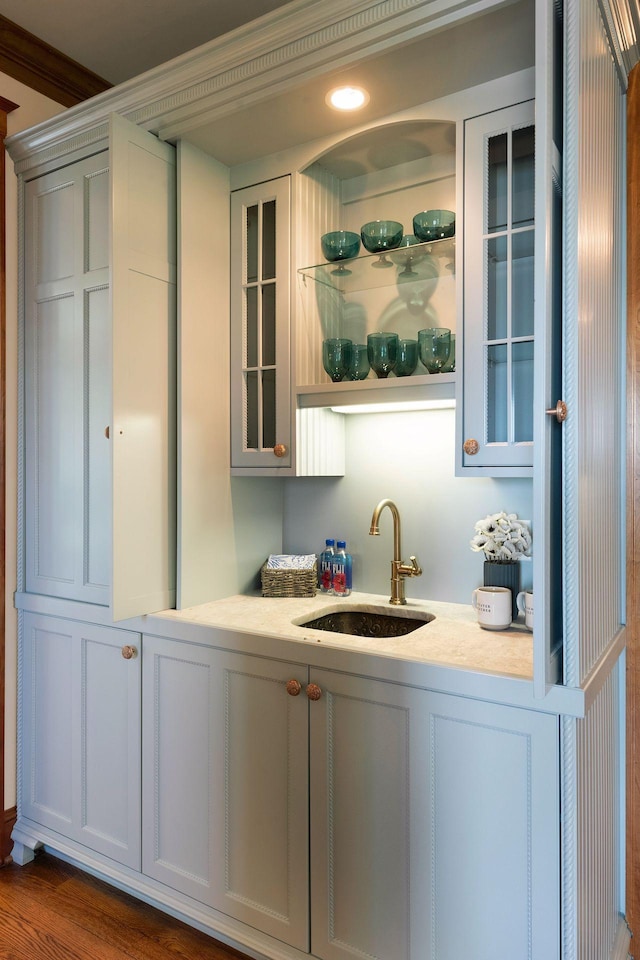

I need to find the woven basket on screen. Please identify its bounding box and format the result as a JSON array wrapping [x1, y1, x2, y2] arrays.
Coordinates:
[[261, 561, 317, 598]]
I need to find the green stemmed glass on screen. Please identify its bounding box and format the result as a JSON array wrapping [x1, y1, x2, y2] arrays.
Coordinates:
[[322, 338, 353, 382], [367, 332, 398, 378], [395, 339, 419, 377], [347, 343, 370, 381], [418, 327, 451, 373], [441, 334, 456, 372]]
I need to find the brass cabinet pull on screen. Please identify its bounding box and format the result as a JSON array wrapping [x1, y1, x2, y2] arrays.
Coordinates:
[[105, 426, 110, 439], [546, 400, 567, 423], [273, 444, 287, 458], [286, 679, 302, 696], [463, 438, 479, 455], [306, 683, 322, 702], [121, 645, 137, 660]]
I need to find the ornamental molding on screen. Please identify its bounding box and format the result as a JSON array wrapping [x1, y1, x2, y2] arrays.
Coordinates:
[[5, 0, 512, 173]]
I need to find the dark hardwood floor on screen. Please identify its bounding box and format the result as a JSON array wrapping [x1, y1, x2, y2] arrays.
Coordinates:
[[0, 852, 250, 959]]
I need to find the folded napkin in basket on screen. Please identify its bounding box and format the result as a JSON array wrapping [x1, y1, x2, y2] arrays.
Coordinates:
[[266, 554, 316, 570]]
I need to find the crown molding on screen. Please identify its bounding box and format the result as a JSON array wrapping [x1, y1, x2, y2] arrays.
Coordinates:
[[0, 14, 111, 108], [4, 0, 513, 173]]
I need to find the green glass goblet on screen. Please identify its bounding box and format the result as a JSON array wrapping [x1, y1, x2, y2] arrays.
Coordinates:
[[322, 338, 353, 382], [395, 338, 419, 377], [347, 343, 370, 381], [441, 333, 456, 372], [367, 332, 398, 379], [418, 327, 451, 373]]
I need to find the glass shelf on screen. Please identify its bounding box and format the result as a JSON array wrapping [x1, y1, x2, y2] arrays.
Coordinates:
[[297, 372, 456, 409], [298, 237, 455, 294]]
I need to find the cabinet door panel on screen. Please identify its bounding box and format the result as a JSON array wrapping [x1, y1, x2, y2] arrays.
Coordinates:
[[428, 694, 559, 960], [24, 119, 176, 619], [79, 623, 141, 866], [462, 100, 535, 473], [309, 669, 431, 960], [20, 613, 141, 869], [28, 295, 78, 590], [142, 637, 309, 950], [24, 154, 111, 606], [212, 652, 308, 949], [142, 637, 213, 896], [110, 113, 176, 620], [310, 672, 559, 960], [230, 177, 291, 470], [34, 179, 75, 284], [22, 616, 74, 831]]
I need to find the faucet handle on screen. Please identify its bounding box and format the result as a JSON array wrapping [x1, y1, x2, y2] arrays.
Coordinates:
[[398, 556, 422, 578]]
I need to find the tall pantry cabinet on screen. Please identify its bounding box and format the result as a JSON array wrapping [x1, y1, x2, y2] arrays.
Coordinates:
[[22, 113, 176, 621]]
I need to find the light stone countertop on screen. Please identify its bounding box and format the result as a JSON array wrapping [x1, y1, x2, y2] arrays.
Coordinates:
[[151, 591, 533, 680]]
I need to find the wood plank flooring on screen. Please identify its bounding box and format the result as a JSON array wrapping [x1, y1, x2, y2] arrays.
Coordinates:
[[0, 852, 251, 960]]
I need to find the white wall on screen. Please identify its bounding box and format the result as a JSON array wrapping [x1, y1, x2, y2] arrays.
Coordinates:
[[283, 408, 533, 604], [4, 75, 68, 808]]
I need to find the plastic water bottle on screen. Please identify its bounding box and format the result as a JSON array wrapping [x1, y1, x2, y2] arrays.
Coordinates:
[[332, 540, 352, 597], [318, 539, 335, 593]]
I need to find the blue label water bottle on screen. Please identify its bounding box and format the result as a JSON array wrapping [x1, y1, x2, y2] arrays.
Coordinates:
[[332, 540, 352, 597], [319, 539, 335, 593]]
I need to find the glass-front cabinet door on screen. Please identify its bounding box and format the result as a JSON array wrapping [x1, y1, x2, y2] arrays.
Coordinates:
[[461, 100, 535, 475], [230, 176, 291, 470]]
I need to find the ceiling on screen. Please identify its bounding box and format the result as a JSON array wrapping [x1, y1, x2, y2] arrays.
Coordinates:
[[0, 0, 536, 170], [0, 0, 294, 85]]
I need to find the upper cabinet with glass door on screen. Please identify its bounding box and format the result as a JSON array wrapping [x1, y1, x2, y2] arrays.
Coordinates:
[[230, 176, 291, 471], [295, 120, 458, 410], [460, 100, 535, 475]]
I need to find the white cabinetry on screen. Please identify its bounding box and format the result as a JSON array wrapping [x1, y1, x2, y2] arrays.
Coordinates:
[[310, 668, 559, 960], [230, 177, 292, 470], [23, 114, 177, 620], [142, 633, 558, 960], [141, 634, 309, 950], [18, 612, 141, 869], [461, 100, 536, 474]]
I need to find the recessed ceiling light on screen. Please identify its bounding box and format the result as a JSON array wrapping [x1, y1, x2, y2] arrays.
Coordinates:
[[325, 85, 370, 111]]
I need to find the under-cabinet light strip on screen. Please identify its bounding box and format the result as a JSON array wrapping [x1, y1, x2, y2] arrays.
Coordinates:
[[330, 399, 456, 414]]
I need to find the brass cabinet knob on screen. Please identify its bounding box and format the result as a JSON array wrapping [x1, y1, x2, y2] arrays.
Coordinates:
[[121, 645, 137, 660], [273, 443, 288, 458], [463, 438, 479, 455], [546, 400, 568, 423], [286, 679, 302, 696], [306, 683, 322, 701]]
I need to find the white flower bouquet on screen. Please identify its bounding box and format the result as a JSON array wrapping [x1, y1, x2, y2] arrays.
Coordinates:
[[470, 511, 532, 562]]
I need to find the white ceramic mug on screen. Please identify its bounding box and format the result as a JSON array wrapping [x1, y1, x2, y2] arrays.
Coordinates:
[[516, 589, 533, 630], [471, 586, 512, 631]]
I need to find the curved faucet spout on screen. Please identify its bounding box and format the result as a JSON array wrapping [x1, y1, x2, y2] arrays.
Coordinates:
[[369, 498, 422, 605], [369, 498, 403, 564]]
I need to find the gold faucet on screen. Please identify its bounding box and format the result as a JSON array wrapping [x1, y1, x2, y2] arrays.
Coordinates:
[[369, 498, 422, 605]]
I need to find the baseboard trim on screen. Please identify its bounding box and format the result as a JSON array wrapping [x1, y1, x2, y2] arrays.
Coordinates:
[[2, 807, 16, 864], [0, 15, 110, 106]]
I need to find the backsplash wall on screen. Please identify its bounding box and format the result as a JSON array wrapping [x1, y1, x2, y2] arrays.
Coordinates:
[[283, 408, 533, 605]]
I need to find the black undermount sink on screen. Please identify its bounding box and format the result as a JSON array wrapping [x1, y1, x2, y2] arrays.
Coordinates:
[[300, 608, 434, 638]]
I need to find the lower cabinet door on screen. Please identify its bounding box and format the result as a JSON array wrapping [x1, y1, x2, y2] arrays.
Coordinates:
[[309, 670, 560, 960], [20, 612, 141, 869], [141, 635, 310, 951]]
